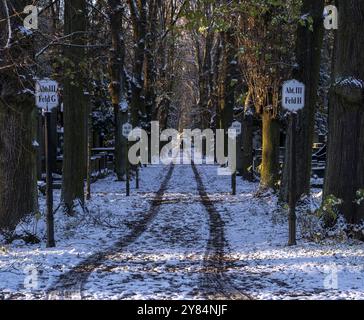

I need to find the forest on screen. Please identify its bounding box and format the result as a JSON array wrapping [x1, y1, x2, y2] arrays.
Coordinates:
[[0, 0, 363, 301]]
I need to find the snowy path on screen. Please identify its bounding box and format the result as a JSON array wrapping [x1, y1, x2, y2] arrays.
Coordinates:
[[198, 165, 364, 300], [47, 164, 176, 298], [83, 164, 208, 299], [59, 163, 250, 299], [1, 163, 364, 300], [191, 163, 251, 300]]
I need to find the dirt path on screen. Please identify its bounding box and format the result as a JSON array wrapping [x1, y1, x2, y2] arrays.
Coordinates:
[[46, 162, 251, 300], [46, 164, 175, 298], [191, 162, 251, 300]]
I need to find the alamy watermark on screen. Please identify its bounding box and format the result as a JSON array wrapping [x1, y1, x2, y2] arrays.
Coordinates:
[[126, 122, 238, 176], [323, 264, 340, 290], [23, 265, 81, 299], [23, 265, 39, 291], [23, 5, 39, 30], [324, 5, 339, 30]]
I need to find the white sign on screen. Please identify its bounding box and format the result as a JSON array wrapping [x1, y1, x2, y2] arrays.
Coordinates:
[[231, 121, 242, 135], [122, 123, 133, 138], [35, 79, 59, 110], [282, 80, 305, 111]]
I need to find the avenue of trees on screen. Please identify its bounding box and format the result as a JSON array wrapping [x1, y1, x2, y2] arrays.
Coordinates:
[[0, 1, 363, 236]]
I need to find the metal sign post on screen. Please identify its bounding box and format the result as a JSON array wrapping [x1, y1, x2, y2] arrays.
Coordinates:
[[44, 108, 55, 248], [232, 171, 237, 196], [282, 79, 305, 246], [229, 122, 241, 196], [288, 113, 297, 246], [133, 127, 142, 190], [136, 164, 139, 189], [36, 79, 59, 248], [126, 140, 130, 197], [122, 123, 133, 196]]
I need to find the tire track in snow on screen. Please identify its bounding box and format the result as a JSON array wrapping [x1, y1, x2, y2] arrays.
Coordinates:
[[82, 164, 209, 299], [191, 162, 251, 300], [46, 164, 175, 299]]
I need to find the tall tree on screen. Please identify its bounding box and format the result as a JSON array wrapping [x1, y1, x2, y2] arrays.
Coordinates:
[[128, 0, 147, 127], [241, 90, 254, 181], [144, 0, 158, 124], [108, 0, 128, 180], [237, 1, 298, 189], [217, 29, 238, 155], [62, 0, 87, 212], [0, 0, 38, 230], [194, 3, 214, 130], [281, 0, 325, 202], [324, 0, 364, 223]]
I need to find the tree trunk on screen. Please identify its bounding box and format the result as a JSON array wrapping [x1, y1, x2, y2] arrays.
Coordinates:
[[324, 0, 364, 223], [145, 0, 158, 125], [0, 1, 38, 230], [128, 0, 147, 126], [217, 31, 236, 156], [281, 0, 324, 202], [108, 0, 127, 180], [241, 112, 254, 181], [261, 109, 280, 189], [219, 31, 236, 131], [212, 36, 222, 131], [62, 0, 87, 213], [86, 96, 92, 200], [198, 30, 214, 129], [0, 102, 38, 231]]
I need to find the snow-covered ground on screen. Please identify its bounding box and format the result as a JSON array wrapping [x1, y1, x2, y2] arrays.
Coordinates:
[[1, 163, 364, 300], [199, 166, 364, 300]]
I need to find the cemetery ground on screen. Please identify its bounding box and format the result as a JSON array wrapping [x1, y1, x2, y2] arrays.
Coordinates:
[[0, 162, 364, 300]]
